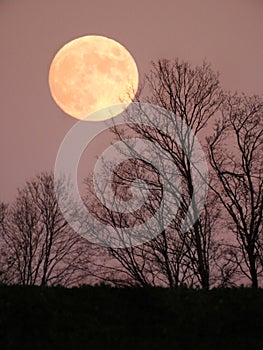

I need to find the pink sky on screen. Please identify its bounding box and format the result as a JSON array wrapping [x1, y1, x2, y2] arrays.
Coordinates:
[[0, 0, 262, 202]]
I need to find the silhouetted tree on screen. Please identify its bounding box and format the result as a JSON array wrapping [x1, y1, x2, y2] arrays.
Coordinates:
[[0, 173, 95, 286], [85, 59, 226, 289], [0, 202, 15, 284], [208, 94, 263, 288]]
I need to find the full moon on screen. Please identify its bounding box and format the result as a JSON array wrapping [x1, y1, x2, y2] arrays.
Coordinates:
[[48, 36, 139, 121]]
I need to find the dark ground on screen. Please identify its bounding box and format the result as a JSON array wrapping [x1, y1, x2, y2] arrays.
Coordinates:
[[0, 285, 263, 350]]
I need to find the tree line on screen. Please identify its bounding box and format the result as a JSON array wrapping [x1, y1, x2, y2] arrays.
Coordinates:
[[0, 59, 262, 289]]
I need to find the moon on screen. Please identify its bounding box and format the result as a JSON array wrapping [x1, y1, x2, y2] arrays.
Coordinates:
[[48, 36, 139, 121]]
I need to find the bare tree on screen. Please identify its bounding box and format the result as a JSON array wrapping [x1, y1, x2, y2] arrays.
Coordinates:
[[208, 94, 263, 288], [0, 172, 95, 286], [84, 59, 226, 289], [0, 202, 15, 284]]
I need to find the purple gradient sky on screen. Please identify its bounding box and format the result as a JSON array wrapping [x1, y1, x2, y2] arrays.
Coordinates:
[[0, 0, 262, 202]]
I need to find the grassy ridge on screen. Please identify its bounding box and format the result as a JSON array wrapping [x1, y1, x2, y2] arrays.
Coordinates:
[[0, 285, 263, 349]]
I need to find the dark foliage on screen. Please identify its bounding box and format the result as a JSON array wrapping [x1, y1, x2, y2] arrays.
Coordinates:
[[0, 285, 263, 349]]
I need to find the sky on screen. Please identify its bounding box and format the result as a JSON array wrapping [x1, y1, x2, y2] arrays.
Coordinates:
[[0, 0, 263, 202]]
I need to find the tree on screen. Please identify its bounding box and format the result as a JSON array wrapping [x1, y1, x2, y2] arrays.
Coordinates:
[[0, 172, 94, 286], [208, 94, 263, 288], [0, 202, 15, 284], [84, 59, 225, 289]]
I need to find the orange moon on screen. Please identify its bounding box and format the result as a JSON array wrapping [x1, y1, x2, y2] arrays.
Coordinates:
[[48, 36, 139, 121]]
